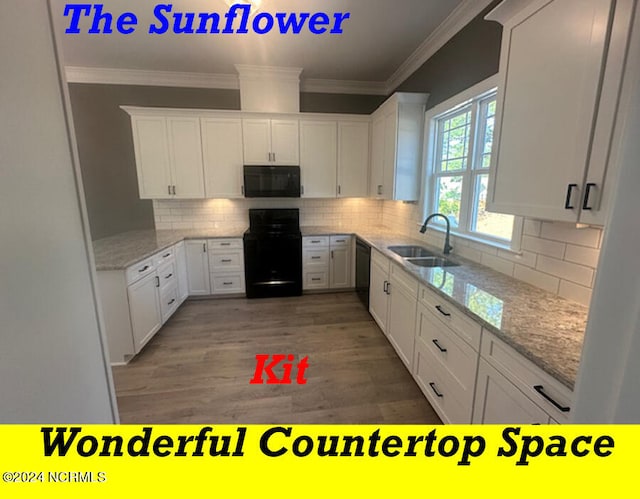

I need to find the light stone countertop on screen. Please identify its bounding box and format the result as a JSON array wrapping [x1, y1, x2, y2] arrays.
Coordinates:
[[93, 225, 587, 389]]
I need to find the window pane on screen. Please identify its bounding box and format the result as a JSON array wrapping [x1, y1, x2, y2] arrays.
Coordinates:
[[479, 98, 496, 169], [438, 109, 470, 172], [435, 176, 463, 228], [472, 174, 514, 240]]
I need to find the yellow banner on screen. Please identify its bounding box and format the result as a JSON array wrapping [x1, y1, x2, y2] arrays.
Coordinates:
[[0, 425, 635, 498]]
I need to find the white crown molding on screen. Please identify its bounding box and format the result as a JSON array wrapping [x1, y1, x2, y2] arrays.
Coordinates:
[[301, 78, 387, 95], [384, 0, 497, 94], [235, 64, 302, 81], [65, 66, 240, 89]]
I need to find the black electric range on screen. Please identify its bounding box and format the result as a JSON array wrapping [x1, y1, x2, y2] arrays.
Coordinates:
[[243, 208, 302, 299]]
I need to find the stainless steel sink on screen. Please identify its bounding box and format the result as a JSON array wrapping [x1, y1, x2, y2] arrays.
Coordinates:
[[388, 245, 439, 258], [406, 257, 459, 268]]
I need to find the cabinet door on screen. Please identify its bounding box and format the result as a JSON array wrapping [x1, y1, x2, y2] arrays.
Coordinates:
[[488, 0, 614, 221], [300, 120, 337, 198], [338, 121, 369, 198], [185, 240, 211, 296], [370, 117, 385, 198], [174, 242, 189, 304], [330, 247, 350, 289], [387, 274, 418, 369], [382, 110, 398, 201], [166, 117, 205, 199], [369, 256, 389, 332], [127, 272, 162, 353], [271, 119, 300, 165], [130, 116, 172, 199], [202, 118, 244, 198], [473, 359, 549, 424], [242, 119, 271, 164]]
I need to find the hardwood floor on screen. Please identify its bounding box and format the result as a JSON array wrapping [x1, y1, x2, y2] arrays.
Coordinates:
[[112, 292, 442, 424]]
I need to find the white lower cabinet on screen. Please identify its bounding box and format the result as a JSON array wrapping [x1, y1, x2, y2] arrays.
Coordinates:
[[208, 238, 245, 295], [473, 331, 573, 424], [368, 249, 390, 331], [473, 359, 550, 424], [97, 243, 183, 364], [412, 285, 481, 424], [185, 239, 211, 296], [386, 264, 418, 369], [127, 271, 162, 353], [302, 235, 352, 291], [174, 241, 189, 304]]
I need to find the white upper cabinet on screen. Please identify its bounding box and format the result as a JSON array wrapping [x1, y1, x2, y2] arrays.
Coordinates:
[[337, 121, 370, 198], [166, 117, 205, 199], [486, 0, 635, 225], [300, 120, 337, 198], [128, 111, 205, 199], [369, 93, 429, 201], [130, 116, 172, 199], [242, 118, 299, 165], [201, 117, 244, 198]]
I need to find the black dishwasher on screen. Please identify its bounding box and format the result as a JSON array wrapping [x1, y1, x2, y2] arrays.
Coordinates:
[[355, 237, 371, 308]]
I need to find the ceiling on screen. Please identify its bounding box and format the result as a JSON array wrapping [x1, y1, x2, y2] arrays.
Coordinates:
[[51, 0, 491, 94]]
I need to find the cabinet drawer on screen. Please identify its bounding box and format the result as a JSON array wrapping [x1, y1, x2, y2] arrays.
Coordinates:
[[330, 235, 351, 247], [160, 285, 179, 323], [481, 331, 572, 423], [153, 247, 175, 267], [303, 248, 329, 267], [414, 341, 472, 424], [303, 236, 329, 248], [211, 273, 245, 295], [304, 271, 329, 289], [415, 303, 479, 392], [125, 257, 155, 285], [208, 238, 242, 250], [419, 285, 482, 350], [157, 261, 177, 292], [209, 250, 244, 272], [390, 263, 419, 296]]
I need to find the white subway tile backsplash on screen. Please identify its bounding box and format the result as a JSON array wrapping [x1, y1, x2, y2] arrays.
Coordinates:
[[558, 281, 593, 307], [513, 265, 560, 294], [480, 253, 515, 276], [540, 222, 601, 248], [521, 235, 566, 259], [497, 249, 537, 269], [536, 255, 594, 287], [564, 244, 601, 268], [523, 219, 542, 237]]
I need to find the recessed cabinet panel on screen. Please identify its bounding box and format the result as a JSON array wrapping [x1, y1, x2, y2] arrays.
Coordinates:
[[271, 120, 300, 165], [338, 121, 369, 198], [167, 117, 205, 198], [127, 272, 162, 353], [131, 116, 171, 199], [185, 240, 211, 296], [242, 119, 271, 164], [202, 118, 244, 198], [300, 120, 337, 198]]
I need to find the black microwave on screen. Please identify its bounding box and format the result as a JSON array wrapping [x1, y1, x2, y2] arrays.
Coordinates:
[[243, 166, 301, 198]]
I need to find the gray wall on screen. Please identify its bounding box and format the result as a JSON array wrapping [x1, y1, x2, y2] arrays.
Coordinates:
[[69, 85, 381, 240], [395, 0, 502, 109]]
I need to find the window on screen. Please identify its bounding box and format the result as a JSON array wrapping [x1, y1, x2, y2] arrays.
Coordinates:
[[425, 80, 519, 247]]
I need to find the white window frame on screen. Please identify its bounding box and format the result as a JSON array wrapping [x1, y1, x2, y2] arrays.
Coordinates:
[[421, 75, 523, 252]]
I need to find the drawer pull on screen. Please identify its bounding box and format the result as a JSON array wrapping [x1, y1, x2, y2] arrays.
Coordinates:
[[432, 339, 447, 353], [165, 273, 173, 279], [155, 276, 160, 288], [435, 305, 451, 317], [221, 259, 232, 263], [311, 240, 321, 244], [336, 239, 346, 243], [138, 265, 149, 273], [312, 278, 322, 282], [220, 242, 231, 246], [168, 299, 176, 305], [223, 282, 233, 286], [163, 253, 171, 258], [429, 382, 444, 398], [311, 256, 321, 260], [533, 385, 570, 413]]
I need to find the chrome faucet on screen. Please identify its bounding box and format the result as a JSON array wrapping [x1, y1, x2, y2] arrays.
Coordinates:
[[420, 213, 453, 255]]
